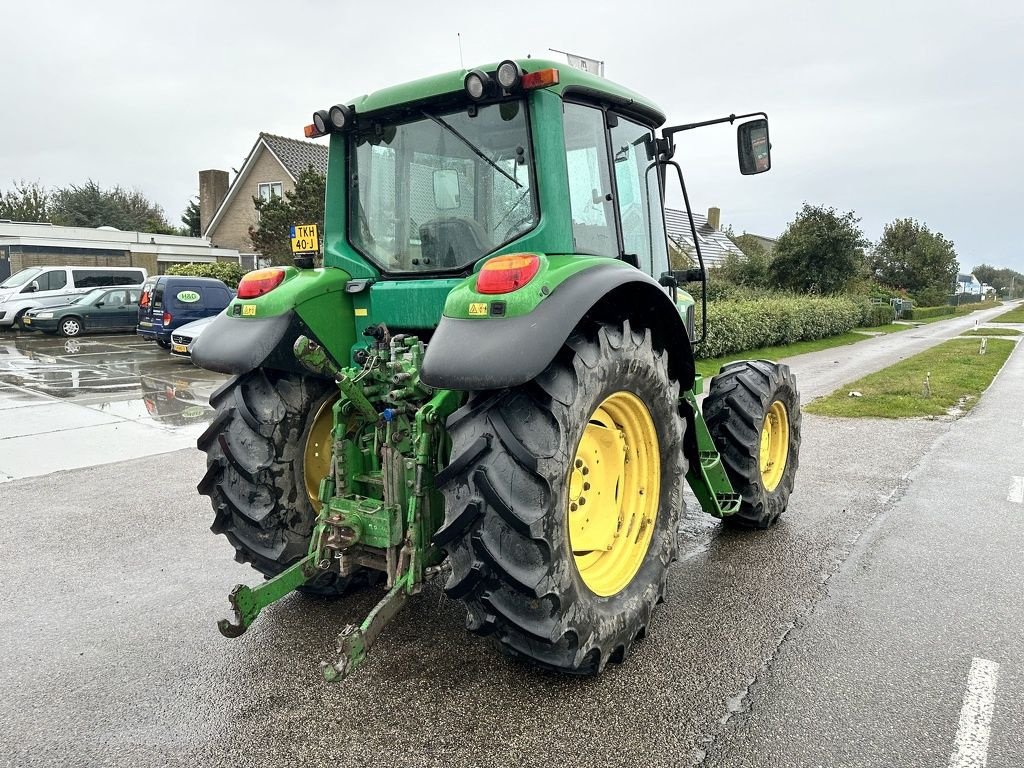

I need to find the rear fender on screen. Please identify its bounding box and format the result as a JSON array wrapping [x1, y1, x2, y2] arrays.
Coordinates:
[[420, 260, 694, 391], [191, 267, 355, 376]]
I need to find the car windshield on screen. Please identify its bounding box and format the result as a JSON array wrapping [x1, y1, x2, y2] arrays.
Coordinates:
[[348, 99, 537, 273], [0, 268, 42, 289], [73, 289, 107, 305]]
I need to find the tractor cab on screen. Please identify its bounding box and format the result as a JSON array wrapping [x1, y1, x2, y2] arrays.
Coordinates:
[[302, 59, 770, 346]]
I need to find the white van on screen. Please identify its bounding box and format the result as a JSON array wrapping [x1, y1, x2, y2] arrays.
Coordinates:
[[0, 265, 148, 328]]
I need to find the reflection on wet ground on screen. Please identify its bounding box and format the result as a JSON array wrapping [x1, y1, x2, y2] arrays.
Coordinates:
[[0, 331, 228, 481]]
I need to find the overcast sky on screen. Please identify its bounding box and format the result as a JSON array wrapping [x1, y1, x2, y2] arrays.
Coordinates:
[[4, 0, 1022, 272]]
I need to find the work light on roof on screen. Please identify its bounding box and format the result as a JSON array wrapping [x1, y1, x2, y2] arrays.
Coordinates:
[[464, 70, 492, 101], [328, 104, 353, 130], [496, 60, 522, 90], [312, 110, 330, 135]]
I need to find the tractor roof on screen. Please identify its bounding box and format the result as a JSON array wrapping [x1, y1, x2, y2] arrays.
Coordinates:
[[345, 58, 666, 127]]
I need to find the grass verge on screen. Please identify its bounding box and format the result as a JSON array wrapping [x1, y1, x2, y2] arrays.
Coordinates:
[[961, 327, 1022, 337], [992, 305, 1024, 323], [805, 338, 1014, 418], [695, 325, 910, 378]]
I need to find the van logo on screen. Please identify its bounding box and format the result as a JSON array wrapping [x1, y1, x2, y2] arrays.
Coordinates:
[[177, 290, 201, 303]]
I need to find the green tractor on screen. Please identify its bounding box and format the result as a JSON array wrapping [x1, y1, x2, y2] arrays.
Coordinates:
[[192, 58, 800, 680]]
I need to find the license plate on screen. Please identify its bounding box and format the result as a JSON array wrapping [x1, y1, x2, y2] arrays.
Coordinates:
[[172, 344, 188, 354], [23, 318, 31, 324], [139, 321, 152, 327]]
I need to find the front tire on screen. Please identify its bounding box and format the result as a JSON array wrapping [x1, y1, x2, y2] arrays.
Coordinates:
[[703, 360, 801, 529], [59, 317, 83, 337], [197, 369, 351, 595], [436, 321, 687, 674]]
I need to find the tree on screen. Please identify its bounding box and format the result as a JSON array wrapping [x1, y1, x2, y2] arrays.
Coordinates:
[[973, 263, 1024, 299], [0, 180, 50, 222], [181, 198, 202, 237], [50, 180, 176, 233], [249, 167, 326, 266], [870, 218, 959, 305], [720, 232, 772, 289], [769, 204, 868, 293]]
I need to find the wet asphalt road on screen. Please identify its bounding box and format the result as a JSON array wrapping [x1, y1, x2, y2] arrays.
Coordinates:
[[1, 312, 1022, 767], [0, 331, 226, 480]]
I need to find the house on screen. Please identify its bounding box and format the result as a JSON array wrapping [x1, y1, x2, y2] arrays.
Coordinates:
[[199, 133, 329, 269], [664, 207, 746, 268], [0, 221, 240, 282], [955, 273, 982, 295]]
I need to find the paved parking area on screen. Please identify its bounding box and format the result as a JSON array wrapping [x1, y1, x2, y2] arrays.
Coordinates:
[[0, 331, 227, 481]]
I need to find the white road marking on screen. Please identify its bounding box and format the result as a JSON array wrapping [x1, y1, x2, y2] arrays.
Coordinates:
[[949, 657, 1000, 768], [1009, 477, 1024, 504]]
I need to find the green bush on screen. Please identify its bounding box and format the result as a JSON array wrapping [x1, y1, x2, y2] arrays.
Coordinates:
[[696, 295, 862, 359], [859, 301, 895, 327], [164, 261, 247, 288], [905, 305, 955, 321]]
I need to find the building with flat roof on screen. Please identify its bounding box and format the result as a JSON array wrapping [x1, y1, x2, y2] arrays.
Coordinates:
[[0, 221, 240, 282]]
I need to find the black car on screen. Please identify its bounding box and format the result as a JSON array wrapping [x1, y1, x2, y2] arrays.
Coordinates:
[[23, 287, 143, 336]]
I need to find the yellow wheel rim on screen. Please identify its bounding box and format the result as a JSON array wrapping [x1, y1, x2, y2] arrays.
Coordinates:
[[759, 400, 790, 492], [303, 396, 337, 510], [568, 391, 660, 597]]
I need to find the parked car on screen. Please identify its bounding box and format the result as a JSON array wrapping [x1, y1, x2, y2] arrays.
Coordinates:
[[0, 265, 148, 329], [169, 315, 216, 357], [22, 287, 143, 337], [136, 276, 233, 349]]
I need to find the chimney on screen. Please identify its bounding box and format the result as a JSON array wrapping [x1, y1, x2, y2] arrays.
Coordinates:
[[198, 169, 229, 236], [707, 207, 721, 231]]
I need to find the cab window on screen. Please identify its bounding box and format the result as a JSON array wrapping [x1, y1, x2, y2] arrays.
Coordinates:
[[562, 103, 617, 257], [25, 270, 67, 292]]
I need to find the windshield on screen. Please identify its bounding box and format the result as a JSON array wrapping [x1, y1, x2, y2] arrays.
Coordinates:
[[0, 268, 42, 289], [73, 289, 107, 305], [349, 100, 537, 273]]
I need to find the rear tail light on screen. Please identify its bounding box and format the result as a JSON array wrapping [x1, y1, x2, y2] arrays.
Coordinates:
[[237, 268, 286, 299], [162, 312, 172, 326], [476, 253, 540, 295]]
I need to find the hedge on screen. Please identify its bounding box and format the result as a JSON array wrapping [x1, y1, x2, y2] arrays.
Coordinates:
[[164, 261, 246, 288], [905, 305, 955, 321], [859, 301, 895, 327], [695, 295, 862, 359]]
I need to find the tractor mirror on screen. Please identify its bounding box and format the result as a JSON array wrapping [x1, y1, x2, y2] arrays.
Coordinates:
[[737, 118, 771, 175], [433, 169, 461, 210]]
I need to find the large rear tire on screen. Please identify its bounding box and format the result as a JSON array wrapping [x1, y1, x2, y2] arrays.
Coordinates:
[[197, 369, 351, 595], [436, 321, 687, 674], [703, 360, 801, 529]]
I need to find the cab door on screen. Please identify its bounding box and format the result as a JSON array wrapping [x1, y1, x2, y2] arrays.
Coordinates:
[[608, 115, 670, 282]]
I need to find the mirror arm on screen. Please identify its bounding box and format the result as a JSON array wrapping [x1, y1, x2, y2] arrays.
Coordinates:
[[662, 111, 767, 140]]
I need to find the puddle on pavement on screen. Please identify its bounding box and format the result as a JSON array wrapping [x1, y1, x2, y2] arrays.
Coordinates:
[[0, 331, 228, 432]]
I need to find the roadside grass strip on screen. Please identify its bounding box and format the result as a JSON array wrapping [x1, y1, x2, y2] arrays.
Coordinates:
[[696, 325, 909, 378], [805, 338, 1015, 418], [961, 327, 1022, 337], [992, 305, 1024, 323]]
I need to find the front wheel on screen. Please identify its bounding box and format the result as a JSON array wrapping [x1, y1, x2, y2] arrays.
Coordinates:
[[436, 321, 687, 674], [59, 317, 83, 337], [703, 360, 801, 528]]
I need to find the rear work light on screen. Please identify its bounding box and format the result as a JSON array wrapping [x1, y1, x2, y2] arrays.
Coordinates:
[[237, 268, 286, 299], [476, 253, 540, 295]]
